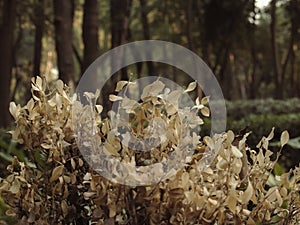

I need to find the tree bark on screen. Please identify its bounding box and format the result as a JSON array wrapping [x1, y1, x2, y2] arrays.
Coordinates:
[[139, 0, 154, 76], [289, 0, 299, 97], [53, 0, 75, 84], [33, 0, 45, 77], [270, 0, 282, 98], [110, 0, 132, 48], [249, 0, 257, 99], [0, 0, 17, 127], [82, 0, 100, 73], [110, 0, 132, 80], [184, 0, 194, 51]]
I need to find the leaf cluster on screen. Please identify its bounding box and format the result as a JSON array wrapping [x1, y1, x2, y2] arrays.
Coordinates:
[[0, 77, 299, 225]]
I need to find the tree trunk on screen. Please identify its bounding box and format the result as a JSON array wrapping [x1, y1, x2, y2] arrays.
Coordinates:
[[184, 0, 193, 51], [82, 0, 100, 73], [110, 0, 132, 48], [249, 0, 257, 99], [0, 0, 17, 127], [289, 0, 299, 97], [33, 0, 45, 77], [53, 0, 75, 84], [270, 0, 282, 98], [110, 0, 132, 80], [139, 0, 154, 76]]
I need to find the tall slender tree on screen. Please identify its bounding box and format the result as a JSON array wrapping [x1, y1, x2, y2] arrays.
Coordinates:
[[53, 0, 75, 85], [0, 0, 17, 127], [82, 0, 100, 73], [110, 0, 132, 80], [139, 0, 154, 76], [33, 0, 45, 77]]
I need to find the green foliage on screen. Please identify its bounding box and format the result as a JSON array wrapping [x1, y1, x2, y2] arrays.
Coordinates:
[[0, 129, 31, 177], [226, 98, 300, 120]]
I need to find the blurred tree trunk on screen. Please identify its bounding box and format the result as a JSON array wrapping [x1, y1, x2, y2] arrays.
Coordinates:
[[249, 0, 257, 99], [184, 0, 194, 51], [53, 0, 75, 85], [270, 0, 282, 99], [289, 0, 299, 97], [110, 0, 132, 80], [139, 0, 154, 76], [0, 0, 17, 127], [82, 0, 100, 73], [33, 0, 45, 77]]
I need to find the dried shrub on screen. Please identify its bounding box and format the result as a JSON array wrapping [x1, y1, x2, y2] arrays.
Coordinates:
[[0, 77, 299, 225]]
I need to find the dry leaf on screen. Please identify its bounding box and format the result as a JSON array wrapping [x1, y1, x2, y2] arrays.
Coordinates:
[[231, 145, 243, 158], [184, 81, 197, 93], [50, 165, 64, 182], [241, 181, 253, 204], [200, 106, 210, 117], [280, 130, 289, 147], [141, 80, 165, 100], [109, 94, 123, 102], [115, 80, 129, 92]]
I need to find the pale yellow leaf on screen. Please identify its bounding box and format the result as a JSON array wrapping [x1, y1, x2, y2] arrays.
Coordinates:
[[109, 94, 123, 102], [26, 99, 35, 111], [200, 106, 210, 117], [78, 158, 84, 167], [71, 158, 76, 170], [227, 130, 235, 144], [9, 102, 18, 120], [231, 145, 243, 158], [96, 105, 103, 113], [48, 95, 57, 107], [280, 130, 289, 147], [41, 143, 52, 149], [208, 198, 218, 206], [267, 127, 275, 140], [36, 76, 43, 90], [115, 80, 128, 92], [83, 192, 96, 199], [184, 81, 197, 93], [195, 97, 200, 106], [201, 96, 210, 105], [9, 179, 20, 194]]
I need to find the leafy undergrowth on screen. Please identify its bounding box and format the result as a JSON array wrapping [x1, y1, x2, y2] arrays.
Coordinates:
[[0, 77, 299, 225]]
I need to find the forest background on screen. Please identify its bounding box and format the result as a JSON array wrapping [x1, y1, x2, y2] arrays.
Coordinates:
[[0, 0, 299, 170]]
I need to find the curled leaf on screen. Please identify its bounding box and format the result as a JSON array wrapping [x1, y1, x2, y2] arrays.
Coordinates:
[[115, 80, 129, 92], [184, 81, 197, 93], [200, 106, 210, 117]]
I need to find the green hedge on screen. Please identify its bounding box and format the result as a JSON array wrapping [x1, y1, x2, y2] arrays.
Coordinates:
[[201, 99, 300, 170], [201, 113, 300, 144], [226, 98, 300, 120]]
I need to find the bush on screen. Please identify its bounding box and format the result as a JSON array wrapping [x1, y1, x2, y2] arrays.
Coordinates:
[[226, 98, 300, 120], [0, 77, 299, 225]]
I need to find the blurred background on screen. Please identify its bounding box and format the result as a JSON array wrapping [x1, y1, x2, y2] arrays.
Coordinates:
[[0, 0, 299, 171]]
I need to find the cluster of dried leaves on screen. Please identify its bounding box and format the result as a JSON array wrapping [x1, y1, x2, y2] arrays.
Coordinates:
[[0, 76, 299, 225]]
